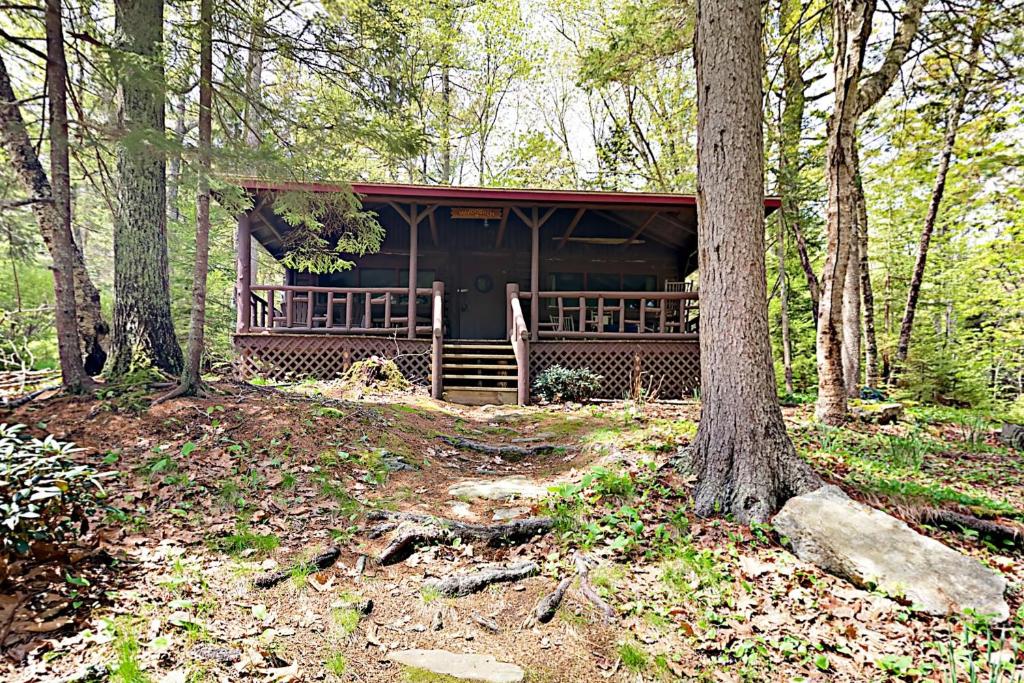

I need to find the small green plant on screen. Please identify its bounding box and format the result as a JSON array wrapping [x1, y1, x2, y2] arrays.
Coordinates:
[[0, 424, 113, 555], [618, 641, 648, 673], [211, 526, 280, 556], [420, 585, 442, 604], [108, 619, 150, 683], [331, 607, 361, 637], [324, 652, 347, 676], [533, 365, 603, 402]]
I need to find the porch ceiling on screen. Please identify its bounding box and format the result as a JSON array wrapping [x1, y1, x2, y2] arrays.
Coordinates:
[[236, 179, 780, 259]]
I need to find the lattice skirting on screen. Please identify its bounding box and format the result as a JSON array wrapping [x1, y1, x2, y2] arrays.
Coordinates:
[[234, 334, 431, 383], [529, 340, 700, 400]]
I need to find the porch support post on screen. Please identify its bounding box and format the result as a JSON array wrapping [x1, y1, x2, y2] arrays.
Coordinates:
[[408, 203, 418, 338], [236, 213, 252, 333], [431, 280, 444, 400], [530, 208, 539, 342]]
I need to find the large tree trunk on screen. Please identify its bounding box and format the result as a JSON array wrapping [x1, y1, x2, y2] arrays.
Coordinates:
[[894, 22, 984, 374], [110, 0, 184, 376], [167, 95, 186, 223], [0, 45, 88, 392], [176, 0, 213, 395], [691, 0, 821, 524]]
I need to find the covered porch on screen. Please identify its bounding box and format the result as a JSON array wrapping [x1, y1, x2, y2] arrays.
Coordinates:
[[232, 182, 776, 404]]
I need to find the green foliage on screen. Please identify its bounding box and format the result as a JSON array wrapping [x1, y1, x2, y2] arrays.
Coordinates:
[[211, 525, 280, 556], [0, 424, 112, 555], [274, 190, 385, 274], [533, 365, 603, 402]]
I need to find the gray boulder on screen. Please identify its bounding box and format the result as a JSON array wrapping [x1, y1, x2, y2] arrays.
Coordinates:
[[851, 402, 904, 424], [773, 486, 1008, 621], [389, 650, 524, 683], [1001, 424, 1024, 450]]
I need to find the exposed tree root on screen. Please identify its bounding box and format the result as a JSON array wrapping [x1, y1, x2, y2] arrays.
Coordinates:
[[533, 575, 573, 624], [253, 547, 341, 588], [574, 553, 615, 623], [915, 507, 1024, 547], [151, 381, 209, 405], [440, 435, 556, 461], [1, 385, 59, 409], [424, 561, 539, 597], [367, 510, 553, 565]]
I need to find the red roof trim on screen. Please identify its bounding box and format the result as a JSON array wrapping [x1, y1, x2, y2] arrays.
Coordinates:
[[235, 178, 782, 210]]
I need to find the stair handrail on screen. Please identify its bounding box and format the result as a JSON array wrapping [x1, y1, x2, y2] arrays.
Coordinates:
[[431, 281, 444, 400], [506, 283, 529, 405]]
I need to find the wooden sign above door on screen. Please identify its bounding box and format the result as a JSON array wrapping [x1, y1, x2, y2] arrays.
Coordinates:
[[451, 207, 503, 220]]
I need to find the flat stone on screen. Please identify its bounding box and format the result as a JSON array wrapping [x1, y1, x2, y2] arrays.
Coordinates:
[[492, 506, 531, 522], [851, 402, 904, 424], [390, 649, 524, 682], [774, 486, 1008, 621], [449, 476, 549, 501], [1001, 424, 1024, 449]]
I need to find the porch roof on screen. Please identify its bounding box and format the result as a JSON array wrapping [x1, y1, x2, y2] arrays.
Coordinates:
[[234, 179, 780, 259]]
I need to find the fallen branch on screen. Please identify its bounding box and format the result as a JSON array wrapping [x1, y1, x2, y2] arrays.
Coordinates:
[[254, 547, 341, 589], [1, 384, 59, 409], [424, 561, 538, 597], [575, 553, 615, 623], [440, 435, 556, 461], [368, 510, 553, 565], [916, 508, 1024, 547]]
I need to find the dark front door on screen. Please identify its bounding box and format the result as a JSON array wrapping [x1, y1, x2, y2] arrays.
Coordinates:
[[454, 255, 508, 339]]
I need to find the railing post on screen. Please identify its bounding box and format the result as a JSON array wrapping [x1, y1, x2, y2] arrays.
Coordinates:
[[407, 204, 419, 339], [431, 280, 444, 400], [506, 282, 516, 339], [235, 213, 251, 332]]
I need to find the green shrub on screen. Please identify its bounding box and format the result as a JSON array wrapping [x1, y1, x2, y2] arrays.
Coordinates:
[[0, 423, 112, 555], [533, 365, 603, 402]]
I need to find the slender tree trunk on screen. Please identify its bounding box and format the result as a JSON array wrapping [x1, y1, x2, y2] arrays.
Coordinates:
[[0, 47, 88, 392], [816, 0, 872, 423], [856, 155, 879, 387], [176, 0, 213, 395], [777, 0, 800, 394], [110, 0, 184, 376], [779, 215, 794, 394], [894, 23, 984, 374], [691, 0, 821, 523], [441, 64, 452, 184], [816, 0, 926, 420], [167, 95, 186, 223], [42, 0, 109, 375], [842, 149, 862, 398]]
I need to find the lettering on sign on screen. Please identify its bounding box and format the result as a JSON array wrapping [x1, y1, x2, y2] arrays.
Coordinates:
[[451, 207, 504, 220]]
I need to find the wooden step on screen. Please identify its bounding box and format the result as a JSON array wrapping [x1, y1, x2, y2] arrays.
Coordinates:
[[443, 387, 518, 406], [442, 374, 516, 381], [442, 353, 515, 360], [443, 343, 513, 350], [442, 363, 516, 370]]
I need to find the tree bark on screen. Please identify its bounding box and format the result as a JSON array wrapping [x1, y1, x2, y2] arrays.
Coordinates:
[[815, 0, 872, 423], [856, 154, 879, 387], [176, 0, 213, 395], [0, 44, 88, 392], [894, 21, 984, 373], [110, 0, 184, 376], [816, 0, 927, 421], [776, 0, 802, 394], [167, 95, 186, 223], [692, 0, 821, 523], [842, 177, 862, 397]]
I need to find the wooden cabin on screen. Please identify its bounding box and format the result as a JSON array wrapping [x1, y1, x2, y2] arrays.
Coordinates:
[[233, 181, 780, 404]]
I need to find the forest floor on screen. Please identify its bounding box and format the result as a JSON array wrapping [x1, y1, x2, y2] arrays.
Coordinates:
[[2, 379, 1023, 682]]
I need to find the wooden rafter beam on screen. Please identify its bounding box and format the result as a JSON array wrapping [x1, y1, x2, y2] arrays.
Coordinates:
[[494, 207, 510, 248], [594, 210, 677, 249], [428, 208, 438, 246], [621, 211, 660, 249], [557, 208, 586, 250]]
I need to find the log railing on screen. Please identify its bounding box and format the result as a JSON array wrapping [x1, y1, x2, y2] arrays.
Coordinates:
[[507, 283, 530, 405], [247, 284, 433, 335], [517, 290, 698, 341]]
